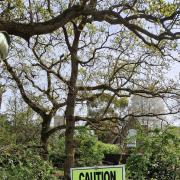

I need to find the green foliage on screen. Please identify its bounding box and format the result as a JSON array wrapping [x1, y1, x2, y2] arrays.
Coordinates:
[[167, 126, 180, 138], [75, 127, 120, 167], [126, 128, 180, 179], [114, 97, 128, 109], [49, 127, 120, 167], [86, 23, 97, 34], [0, 101, 55, 179], [3, 95, 41, 145], [87, 94, 128, 142], [0, 145, 56, 180], [48, 134, 66, 168], [49, 134, 65, 157], [0, 115, 16, 145]]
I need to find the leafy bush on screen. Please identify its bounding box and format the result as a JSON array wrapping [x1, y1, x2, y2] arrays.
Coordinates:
[[75, 127, 120, 167], [0, 145, 57, 180], [49, 127, 120, 167], [48, 133, 66, 168], [126, 128, 180, 180]]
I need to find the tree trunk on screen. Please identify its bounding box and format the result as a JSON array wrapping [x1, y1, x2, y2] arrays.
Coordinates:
[[40, 117, 51, 160], [64, 116, 75, 180], [41, 132, 49, 160], [64, 54, 78, 180]]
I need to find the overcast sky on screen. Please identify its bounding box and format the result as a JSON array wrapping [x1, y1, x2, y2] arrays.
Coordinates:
[[168, 61, 180, 80]]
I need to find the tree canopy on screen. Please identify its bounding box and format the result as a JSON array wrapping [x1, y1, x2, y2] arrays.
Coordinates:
[[0, 0, 179, 179]]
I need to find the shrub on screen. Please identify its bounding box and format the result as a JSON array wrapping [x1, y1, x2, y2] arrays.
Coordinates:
[[126, 128, 180, 179], [0, 145, 57, 180], [75, 127, 120, 167], [49, 127, 120, 167]]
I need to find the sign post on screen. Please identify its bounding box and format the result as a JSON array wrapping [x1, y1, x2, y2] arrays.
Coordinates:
[[71, 165, 125, 180]]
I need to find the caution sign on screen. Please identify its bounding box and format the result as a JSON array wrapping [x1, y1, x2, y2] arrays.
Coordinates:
[[71, 165, 125, 180]]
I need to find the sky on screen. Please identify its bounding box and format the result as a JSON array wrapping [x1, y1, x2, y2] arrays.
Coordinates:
[[168, 62, 180, 80], [0, 0, 179, 126], [167, 61, 180, 126]]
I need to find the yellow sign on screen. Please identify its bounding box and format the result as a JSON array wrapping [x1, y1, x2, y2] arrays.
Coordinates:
[[71, 165, 125, 180]]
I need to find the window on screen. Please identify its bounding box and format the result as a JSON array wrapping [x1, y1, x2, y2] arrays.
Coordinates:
[[127, 129, 137, 148]]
